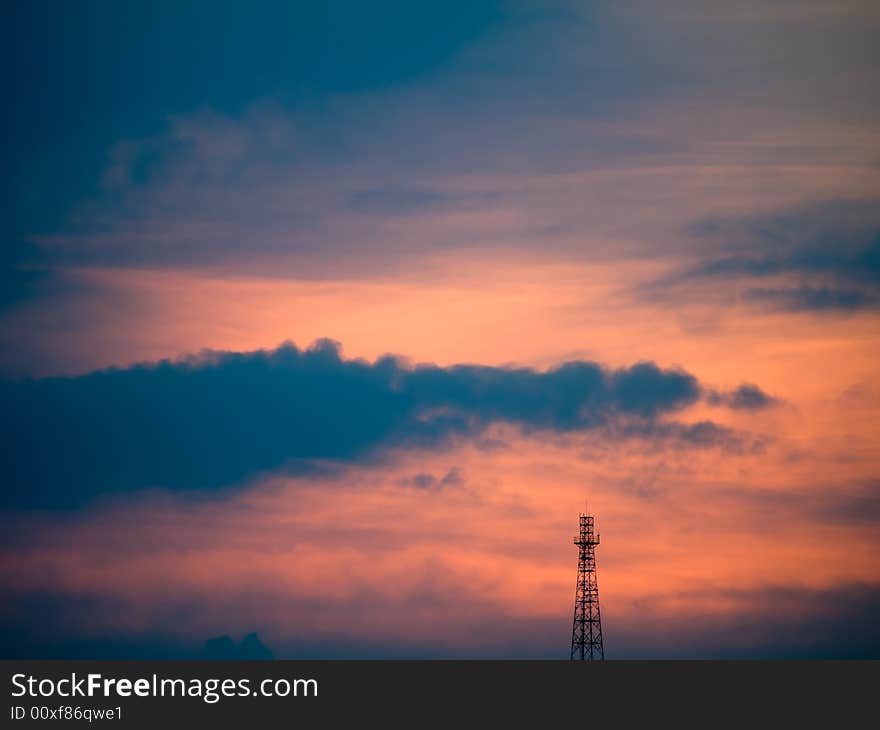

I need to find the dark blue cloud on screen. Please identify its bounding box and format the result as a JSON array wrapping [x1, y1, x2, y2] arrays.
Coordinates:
[[0, 587, 272, 659], [680, 199, 880, 311], [691, 236, 880, 282], [3, 583, 878, 660], [398, 467, 465, 491], [745, 286, 876, 312], [610, 582, 880, 660], [2, 0, 506, 310], [690, 199, 879, 270], [198, 632, 273, 660], [707, 383, 778, 411], [0, 339, 752, 508]]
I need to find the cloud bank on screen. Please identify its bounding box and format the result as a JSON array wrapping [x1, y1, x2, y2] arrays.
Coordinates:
[[0, 339, 770, 507]]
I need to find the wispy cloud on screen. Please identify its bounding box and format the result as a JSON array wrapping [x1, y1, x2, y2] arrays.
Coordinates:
[[638, 199, 880, 312]]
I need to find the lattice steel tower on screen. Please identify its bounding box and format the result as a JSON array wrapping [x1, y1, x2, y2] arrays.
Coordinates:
[[570, 511, 604, 660]]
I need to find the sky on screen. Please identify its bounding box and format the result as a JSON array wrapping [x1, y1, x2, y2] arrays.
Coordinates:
[[1, 0, 879, 659]]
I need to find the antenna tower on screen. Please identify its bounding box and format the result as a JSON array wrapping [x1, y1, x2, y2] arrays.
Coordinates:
[[570, 511, 604, 660]]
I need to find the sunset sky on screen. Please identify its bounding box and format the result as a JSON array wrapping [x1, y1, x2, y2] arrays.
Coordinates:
[[2, 0, 879, 658]]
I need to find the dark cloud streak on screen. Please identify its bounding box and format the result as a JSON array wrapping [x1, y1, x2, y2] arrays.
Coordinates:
[[707, 383, 778, 411], [644, 199, 880, 312], [745, 285, 876, 312]]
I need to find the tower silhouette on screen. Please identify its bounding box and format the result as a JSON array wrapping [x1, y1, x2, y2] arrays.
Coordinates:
[[570, 511, 604, 660]]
